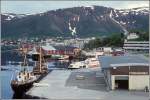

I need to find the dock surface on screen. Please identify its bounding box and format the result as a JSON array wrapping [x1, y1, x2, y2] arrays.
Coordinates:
[[26, 68, 149, 100]]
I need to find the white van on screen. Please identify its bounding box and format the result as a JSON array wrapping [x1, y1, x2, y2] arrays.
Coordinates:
[[68, 61, 87, 69]]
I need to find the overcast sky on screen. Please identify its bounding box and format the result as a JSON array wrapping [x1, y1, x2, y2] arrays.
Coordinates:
[[1, 1, 149, 14]]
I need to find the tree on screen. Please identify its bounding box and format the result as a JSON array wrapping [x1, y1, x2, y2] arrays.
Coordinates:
[[83, 33, 125, 50]]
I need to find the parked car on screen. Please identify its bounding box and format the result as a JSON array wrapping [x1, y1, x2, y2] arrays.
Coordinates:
[[68, 61, 87, 69]]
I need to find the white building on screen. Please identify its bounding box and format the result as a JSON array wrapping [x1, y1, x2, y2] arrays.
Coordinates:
[[123, 41, 149, 53], [127, 33, 139, 40]]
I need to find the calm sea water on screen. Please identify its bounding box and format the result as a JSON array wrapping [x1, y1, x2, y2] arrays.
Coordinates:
[[1, 65, 34, 99], [1, 46, 20, 99], [1, 70, 14, 99]]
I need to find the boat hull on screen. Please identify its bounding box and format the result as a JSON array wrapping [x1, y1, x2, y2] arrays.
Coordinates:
[[11, 71, 49, 93], [11, 80, 35, 93]]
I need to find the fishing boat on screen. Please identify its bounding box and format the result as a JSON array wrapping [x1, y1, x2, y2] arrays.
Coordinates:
[[11, 70, 39, 93], [11, 46, 48, 93], [11, 48, 39, 93]]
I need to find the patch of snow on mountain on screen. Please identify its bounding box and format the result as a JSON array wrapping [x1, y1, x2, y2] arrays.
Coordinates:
[[73, 17, 76, 21], [85, 6, 94, 10], [85, 11, 88, 16], [16, 14, 27, 18], [8, 15, 15, 18], [77, 16, 80, 22], [117, 9, 131, 15], [132, 7, 149, 12], [68, 21, 77, 36], [73, 16, 80, 21], [91, 6, 94, 10], [5, 17, 12, 20], [68, 22, 72, 31], [118, 10, 124, 13], [100, 15, 105, 20], [109, 10, 113, 17], [3, 13, 29, 20], [135, 12, 139, 15], [109, 10, 128, 35], [72, 27, 76, 35], [117, 7, 149, 16], [120, 21, 126, 25], [132, 21, 136, 24], [3, 13, 16, 20], [39, 13, 43, 16], [114, 10, 119, 17], [122, 12, 129, 15], [3, 13, 15, 18]]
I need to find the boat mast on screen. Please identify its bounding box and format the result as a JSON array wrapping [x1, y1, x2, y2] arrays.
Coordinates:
[[39, 46, 42, 73], [23, 48, 27, 66]]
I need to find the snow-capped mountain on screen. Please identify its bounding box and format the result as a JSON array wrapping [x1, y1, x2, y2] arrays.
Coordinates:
[[1, 6, 149, 38], [111, 7, 149, 32]]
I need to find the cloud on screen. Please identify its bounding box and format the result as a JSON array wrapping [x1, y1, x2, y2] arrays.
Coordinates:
[[113, 1, 149, 9], [1, 1, 149, 14]]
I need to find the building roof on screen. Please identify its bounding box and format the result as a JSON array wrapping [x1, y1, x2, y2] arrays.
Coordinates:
[[99, 55, 149, 69], [124, 41, 149, 44], [123, 47, 149, 50], [54, 46, 77, 51], [28, 47, 39, 55], [42, 45, 56, 51]]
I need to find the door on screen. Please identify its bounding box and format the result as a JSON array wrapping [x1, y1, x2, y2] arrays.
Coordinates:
[[115, 76, 129, 90]]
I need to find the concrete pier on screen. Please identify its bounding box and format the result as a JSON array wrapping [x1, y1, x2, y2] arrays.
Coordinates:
[[26, 68, 149, 100]]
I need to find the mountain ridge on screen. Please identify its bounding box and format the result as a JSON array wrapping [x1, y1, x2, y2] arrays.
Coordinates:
[[1, 6, 149, 39]]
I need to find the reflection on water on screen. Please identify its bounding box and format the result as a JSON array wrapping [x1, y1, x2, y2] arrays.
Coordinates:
[[1, 46, 23, 66]]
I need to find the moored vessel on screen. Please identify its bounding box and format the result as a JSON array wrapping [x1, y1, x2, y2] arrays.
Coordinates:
[[11, 46, 48, 93], [11, 48, 39, 93], [11, 70, 39, 93]]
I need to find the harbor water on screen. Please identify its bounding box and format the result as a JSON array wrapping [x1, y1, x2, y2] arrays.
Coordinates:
[[1, 46, 69, 99], [1, 70, 14, 99], [1, 46, 22, 99]]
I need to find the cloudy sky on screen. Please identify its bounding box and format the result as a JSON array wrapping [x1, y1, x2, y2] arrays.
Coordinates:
[[1, 0, 149, 14]]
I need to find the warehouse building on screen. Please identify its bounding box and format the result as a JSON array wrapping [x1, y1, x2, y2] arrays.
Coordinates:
[[99, 55, 149, 91]]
